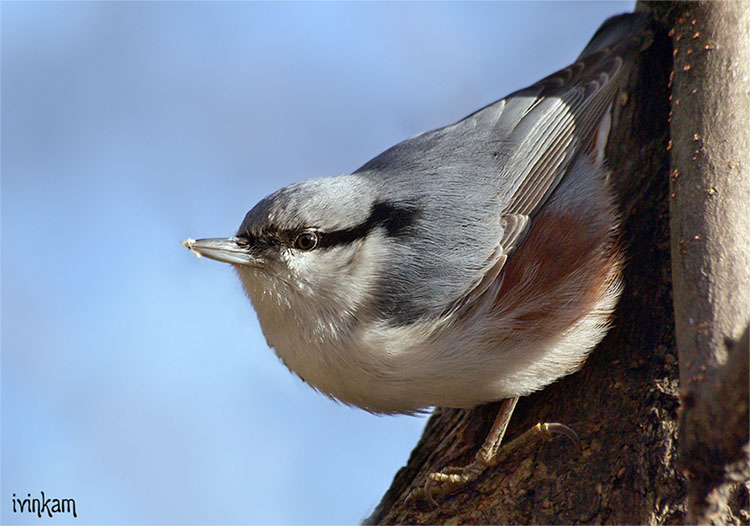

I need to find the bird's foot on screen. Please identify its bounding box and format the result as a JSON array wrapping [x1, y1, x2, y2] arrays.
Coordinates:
[[405, 422, 580, 506], [406, 457, 489, 506]]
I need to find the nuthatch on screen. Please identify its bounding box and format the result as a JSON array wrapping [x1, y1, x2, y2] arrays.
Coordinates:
[[184, 13, 652, 503]]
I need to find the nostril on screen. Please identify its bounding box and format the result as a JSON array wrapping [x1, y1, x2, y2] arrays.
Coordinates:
[[235, 236, 251, 248]]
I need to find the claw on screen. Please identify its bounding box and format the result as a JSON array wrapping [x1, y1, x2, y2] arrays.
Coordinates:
[[405, 421, 583, 506], [424, 476, 438, 507], [407, 460, 487, 507], [539, 422, 582, 455], [404, 399, 583, 507]]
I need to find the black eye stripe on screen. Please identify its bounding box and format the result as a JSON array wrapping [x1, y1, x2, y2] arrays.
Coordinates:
[[316, 201, 420, 249], [238, 201, 420, 250], [316, 224, 369, 248]]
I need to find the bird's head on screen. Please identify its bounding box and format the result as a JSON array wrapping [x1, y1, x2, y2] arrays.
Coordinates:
[[184, 174, 423, 344]]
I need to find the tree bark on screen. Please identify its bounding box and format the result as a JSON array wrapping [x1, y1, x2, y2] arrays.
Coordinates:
[[367, 3, 750, 524], [667, 2, 750, 524]]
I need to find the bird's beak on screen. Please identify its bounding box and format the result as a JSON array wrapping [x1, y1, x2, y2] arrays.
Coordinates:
[[181, 237, 258, 266]]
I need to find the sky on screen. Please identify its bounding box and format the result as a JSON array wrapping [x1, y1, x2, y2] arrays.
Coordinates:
[[2, 1, 633, 524]]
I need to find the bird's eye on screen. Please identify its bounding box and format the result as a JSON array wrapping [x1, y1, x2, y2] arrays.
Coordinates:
[[294, 231, 319, 251]]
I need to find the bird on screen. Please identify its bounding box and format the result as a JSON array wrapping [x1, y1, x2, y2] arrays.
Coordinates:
[[183, 12, 653, 504]]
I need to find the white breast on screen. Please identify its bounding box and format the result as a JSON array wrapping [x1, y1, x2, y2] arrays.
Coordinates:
[[234, 156, 621, 415]]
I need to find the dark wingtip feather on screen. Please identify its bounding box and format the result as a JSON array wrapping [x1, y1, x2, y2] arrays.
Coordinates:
[[579, 12, 654, 60]]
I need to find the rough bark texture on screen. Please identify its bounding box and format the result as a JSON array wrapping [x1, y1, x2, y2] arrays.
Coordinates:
[[667, 2, 750, 524], [367, 3, 750, 524]]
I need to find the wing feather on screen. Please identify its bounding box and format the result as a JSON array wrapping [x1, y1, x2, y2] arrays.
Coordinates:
[[453, 14, 651, 311], [351, 14, 652, 318]]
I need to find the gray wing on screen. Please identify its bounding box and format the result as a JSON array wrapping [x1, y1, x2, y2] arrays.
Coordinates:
[[454, 13, 652, 307], [493, 50, 624, 255], [358, 13, 651, 250], [487, 13, 652, 246], [353, 13, 652, 321]]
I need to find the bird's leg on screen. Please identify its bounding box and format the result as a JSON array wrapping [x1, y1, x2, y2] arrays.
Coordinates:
[[406, 397, 580, 506], [406, 397, 518, 506]]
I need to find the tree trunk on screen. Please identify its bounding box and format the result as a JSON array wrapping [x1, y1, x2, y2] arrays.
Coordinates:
[[366, 3, 749, 524], [667, 1, 750, 524]]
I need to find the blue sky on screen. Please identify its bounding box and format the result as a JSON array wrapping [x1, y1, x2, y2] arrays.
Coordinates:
[[2, 2, 633, 524]]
